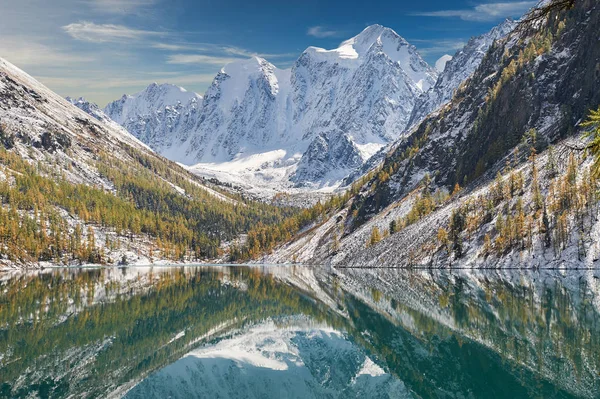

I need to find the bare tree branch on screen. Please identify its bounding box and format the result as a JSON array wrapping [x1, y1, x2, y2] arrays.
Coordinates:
[[516, 0, 576, 35]]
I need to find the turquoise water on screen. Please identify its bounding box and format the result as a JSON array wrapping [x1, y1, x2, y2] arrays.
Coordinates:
[[0, 266, 598, 398]]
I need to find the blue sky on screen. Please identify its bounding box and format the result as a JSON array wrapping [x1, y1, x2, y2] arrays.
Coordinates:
[[0, 0, 535, 106]]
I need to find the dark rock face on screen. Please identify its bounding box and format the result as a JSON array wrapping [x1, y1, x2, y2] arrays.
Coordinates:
[[0, 121, 14, 149], [292, 132, 364, 186], [408, 19, 517, 127], [34, 131, 72, 153], [353, 0, 600, 225]]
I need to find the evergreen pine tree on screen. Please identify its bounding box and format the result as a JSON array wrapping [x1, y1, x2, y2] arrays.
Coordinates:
[[582, 107, 600, 177], [368, 226, 382, 247], [542, 206, 552, 248], [389, 219, 398, 234]]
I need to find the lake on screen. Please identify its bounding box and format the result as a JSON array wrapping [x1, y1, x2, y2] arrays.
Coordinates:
[[0, 265, 599, 398]]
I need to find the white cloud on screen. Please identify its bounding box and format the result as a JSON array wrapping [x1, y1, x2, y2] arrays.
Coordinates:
[[221, 46, 297, 59], [87, 0, 158, 14], [221, 46, 259, 57], [153, 43, 251, 55], [166, 54, 242, 65], [413, 1, 535, 22], [63, 21, 163, 43], [38, 73, 215, 90], [0, 37, 94, 67], [410, 39, 466, 57], [307, 26, 341, 38], [152, 43, 205, 51], [154, 43, 296, 60]]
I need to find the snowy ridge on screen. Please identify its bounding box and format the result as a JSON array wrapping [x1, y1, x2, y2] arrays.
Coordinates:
[[0, 56, 243, 269], [104, 82, 203, 158], [66, 96, 112, 124], [408, 18, 517, 127], [104, 25, 439, 192]]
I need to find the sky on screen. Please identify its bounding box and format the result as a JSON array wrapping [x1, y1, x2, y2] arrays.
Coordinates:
[[0, 0, 535, 106]]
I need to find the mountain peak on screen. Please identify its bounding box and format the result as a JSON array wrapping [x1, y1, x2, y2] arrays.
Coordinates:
[[300, 25, 436, 92], [137, 83, 202, 106], [488, 18, 517, 38], [435, 55, 453, 72], [66, 96, 111, 123], [344, 24, 409, 55], [309, 24, 410, 61], [104, 80, 202, 129], [65, 96, 85, 104], [221, 56, 274, 76], [143, 82, 197, 97]]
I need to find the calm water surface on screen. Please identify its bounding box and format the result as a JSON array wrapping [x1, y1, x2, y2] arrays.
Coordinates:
[[0, 265, 599, 398]]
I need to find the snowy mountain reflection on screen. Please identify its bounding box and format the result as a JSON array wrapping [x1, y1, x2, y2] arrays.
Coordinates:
[[0, 266, 598, 398]]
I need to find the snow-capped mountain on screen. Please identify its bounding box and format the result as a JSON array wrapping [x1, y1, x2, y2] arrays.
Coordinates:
[[408, 18, 516, 127], [104, 83, 202, 158], [288, 25, 437, 185], [0, 56, 263, 268], [182, 56, 290, 164], [101, 21, 518, 193], [105, 25, 437, 191], [292, 133, 364, 185], [66, 96, 113, 124], [434, 55, 453, 72]]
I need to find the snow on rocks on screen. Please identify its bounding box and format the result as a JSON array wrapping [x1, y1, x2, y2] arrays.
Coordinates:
[[104, 25, 440, 192]]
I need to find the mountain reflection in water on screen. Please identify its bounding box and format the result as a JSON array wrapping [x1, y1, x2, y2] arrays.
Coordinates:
[[0, 265, 598, 398]]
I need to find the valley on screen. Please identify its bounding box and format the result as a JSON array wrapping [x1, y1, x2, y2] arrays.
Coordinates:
[[0, 0, 599, 397], [96, 21, 514, 196], [1, 0, 598, 270]]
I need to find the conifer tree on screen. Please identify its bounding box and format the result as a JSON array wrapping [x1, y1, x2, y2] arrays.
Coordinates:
[[331, 232, 340, 253], [437, 227, 449, 251], [449, 208, 466, 258], [422, 173, 432, 198], [530, 144, 543, 211], [389, 219, 398, 235], [547, 145, 558, 178], [582, 107, 600, 177], [368, 226, 382, 247], [452, 183, 461, 197]]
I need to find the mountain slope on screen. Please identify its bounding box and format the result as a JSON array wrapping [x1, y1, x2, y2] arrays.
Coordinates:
[[352, 0, 599, 223], [0, 57, 294, 268], [104, 83, 203, 159], [408, 18, 517, 127], [105, 25, 437, 191], [259, 0, 600, 269]]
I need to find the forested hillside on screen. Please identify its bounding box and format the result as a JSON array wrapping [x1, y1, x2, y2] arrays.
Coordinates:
[[1, 0, 597, 270], [0, 59, 297, 268], [255, 0, 600, 269], [351, 0, 599, 225]]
